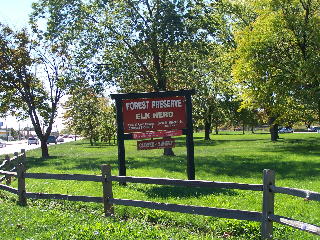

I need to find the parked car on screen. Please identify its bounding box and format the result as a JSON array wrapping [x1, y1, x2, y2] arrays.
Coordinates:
[[47, 136, 57, 144], [0, 141, 7, 148], [57, 137, 64, 142], [28, 137, 39, 145], [308, 126, 320, 132], [278, 127, 293, 133]]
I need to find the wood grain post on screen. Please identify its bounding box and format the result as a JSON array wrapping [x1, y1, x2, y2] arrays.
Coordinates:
[[21, 149, 26, 166], [261, 169, 275, 239], [5, 155, 11, 185], [14, 152, 19, 167], [115, 98, 126, 185], [185, 94, 195, 180], [101, 164, 114, 216], [17, 163, 27, 206]]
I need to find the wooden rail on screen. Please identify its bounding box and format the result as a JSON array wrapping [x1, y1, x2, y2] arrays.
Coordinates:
[[26, 192, 102, 203], [269, 214, 320, 235], [0, 150, 25, 185], [110, 198, 262, 222], [270, 185, 320, 201], [0, 161, 319, 239], [110, 176, 263, 191], [0, 183, 18, 194], [25, 172, 102, 182]]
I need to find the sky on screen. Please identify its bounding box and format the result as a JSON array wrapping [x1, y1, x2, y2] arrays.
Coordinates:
[[0, 0, 34, 29], [0, 0, 66, 131]]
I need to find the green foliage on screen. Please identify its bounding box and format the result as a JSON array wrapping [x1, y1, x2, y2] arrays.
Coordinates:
[[233, 0, 320, 138], [30, 0, 246, 139], [63, 85, 116, 145], [0, 23, 74, 157]]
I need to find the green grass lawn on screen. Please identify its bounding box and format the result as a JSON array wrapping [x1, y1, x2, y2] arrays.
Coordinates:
[[1, 132, 319, 239]]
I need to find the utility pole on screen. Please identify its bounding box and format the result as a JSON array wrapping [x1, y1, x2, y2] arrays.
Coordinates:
[[5, 119, 8, 141]]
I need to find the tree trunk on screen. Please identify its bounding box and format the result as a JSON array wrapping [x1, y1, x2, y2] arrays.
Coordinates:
[[251, 125, 254, 133], [163, 147, 175, 156], [215, 125, 219, 135], [318, 100, 320, 123], [275, 124, 279, 139], [269, 117, 279, 141], [152, 47, 174, 156], [204, 119, 211, 140], [270, 125, 279, 141], [40, 140, 49, 158], [242, 122, 245, 135]]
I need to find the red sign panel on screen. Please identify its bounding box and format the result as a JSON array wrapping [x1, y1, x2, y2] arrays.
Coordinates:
[[137, 138, 175, 150], [132, 130, 183, 140], [122, 96, 186, 133]]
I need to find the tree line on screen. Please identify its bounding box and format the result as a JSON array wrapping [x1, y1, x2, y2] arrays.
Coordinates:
[[1, 0, 320, 157]]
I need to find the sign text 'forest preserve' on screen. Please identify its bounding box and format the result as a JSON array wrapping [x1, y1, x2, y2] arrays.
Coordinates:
[[122, 96, 186, 133]]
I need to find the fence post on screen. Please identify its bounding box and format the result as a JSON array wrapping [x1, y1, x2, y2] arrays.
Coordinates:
[[101, 164, 114, 216], [261, 169, 275, 239], [14, 152, 19, 167], [5, 155, 11, 185], [21, 149, 26, 166], [17, 163, 27, 206]]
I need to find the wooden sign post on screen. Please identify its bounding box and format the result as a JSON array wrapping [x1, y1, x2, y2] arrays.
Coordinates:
[[111, 90, 195, 180]]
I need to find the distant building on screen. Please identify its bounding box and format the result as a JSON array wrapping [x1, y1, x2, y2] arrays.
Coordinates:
[[0, 129, 9, 139]]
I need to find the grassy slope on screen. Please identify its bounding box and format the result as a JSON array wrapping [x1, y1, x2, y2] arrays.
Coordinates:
[[0, 132, 319, 239]]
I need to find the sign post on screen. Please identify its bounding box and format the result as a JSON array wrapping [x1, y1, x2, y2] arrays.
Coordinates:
[[111, 90, 195, 180]]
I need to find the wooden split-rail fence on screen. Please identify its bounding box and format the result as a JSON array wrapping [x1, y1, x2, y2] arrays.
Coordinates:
[[0, 149, 25, 185], [0, 150, 319, 239]]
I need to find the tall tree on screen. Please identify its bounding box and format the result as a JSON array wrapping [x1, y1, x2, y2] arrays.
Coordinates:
[[0, 24, 71, 157], [31, 0, 227, 154], [232, 0, 320, 141], [63, 85, 101, 146]]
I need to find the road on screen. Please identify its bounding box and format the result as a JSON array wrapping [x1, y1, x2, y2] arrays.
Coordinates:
[[0, 138, 75, 156]]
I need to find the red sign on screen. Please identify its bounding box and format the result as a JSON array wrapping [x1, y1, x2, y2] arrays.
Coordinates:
[[122, 96, 186, 133], [137, 138, 175, 150], [132, 130, 183, 140]]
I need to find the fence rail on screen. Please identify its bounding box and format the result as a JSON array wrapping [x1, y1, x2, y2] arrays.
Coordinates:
[[26, 192, 103, 203], [110, 176, 263, 191], [25, 172, 102, 182], [0, 150, 25, 184], [0, 183, 18, 194], [110, 198, 262, 222], [0, 155, 319, 239], [270, 185, 320, 201], [269, 214, 320, 235]]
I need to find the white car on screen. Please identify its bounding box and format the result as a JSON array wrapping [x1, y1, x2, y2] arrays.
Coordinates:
[[0, 141, 7, 148], [278, 127, 293, 133], [28, 137, 39, 145]]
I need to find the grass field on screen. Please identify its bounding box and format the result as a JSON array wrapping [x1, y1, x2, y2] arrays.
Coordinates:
[[0, 132, 319, 239]]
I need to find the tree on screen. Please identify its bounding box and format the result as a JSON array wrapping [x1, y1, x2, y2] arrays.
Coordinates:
[[189, 0, 258, 139], [63, 80, 116, 146], [31, 0, 226, 155], [63, 86, 101, 146], [0, 24, 71, 157], [98, 100, 116, 144], [232, 0, 320, 141]]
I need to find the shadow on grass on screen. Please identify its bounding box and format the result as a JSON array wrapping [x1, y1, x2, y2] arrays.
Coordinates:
[[130, 185, 237, 199], [25, 156, 59, 169], [169, 136, 269, 148], [74, 142, 117, 148], [121, 154, 320, 180], [24, 136, 320, 181]]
